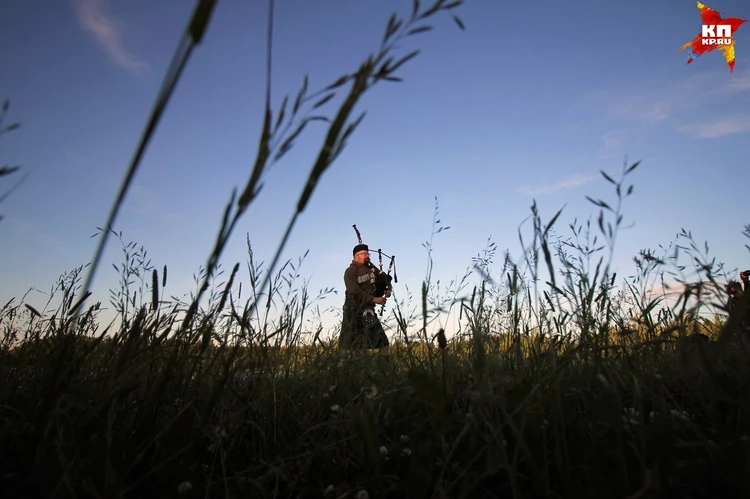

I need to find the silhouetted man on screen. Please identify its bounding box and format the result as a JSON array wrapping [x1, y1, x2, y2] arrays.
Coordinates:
[[727, 270, 750, 348], [339, 243, 391, 357]]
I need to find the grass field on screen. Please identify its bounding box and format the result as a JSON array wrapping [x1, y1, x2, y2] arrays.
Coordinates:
[[2, 185, 750, 498]]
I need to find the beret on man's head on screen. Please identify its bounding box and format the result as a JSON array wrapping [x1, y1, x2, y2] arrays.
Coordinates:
[[353, 243, 369, 256]]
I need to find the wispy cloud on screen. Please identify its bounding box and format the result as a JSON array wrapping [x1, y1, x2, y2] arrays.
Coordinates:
[[125, 184, 182, 222], [8, 217, 63, 249], [678, 114, 750, 138], [610, 98, 670, 124], [518, 173, 595, 196], [584, 70, 750, 138], [727, 74, 750, 92], [601, 131, 622, 149], [581, 77, 700, 125], [597, 131, 625, 160], [73, 0, 147, 74]]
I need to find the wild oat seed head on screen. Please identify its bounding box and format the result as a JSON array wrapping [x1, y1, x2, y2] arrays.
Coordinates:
[[323, 484, 335, 495]]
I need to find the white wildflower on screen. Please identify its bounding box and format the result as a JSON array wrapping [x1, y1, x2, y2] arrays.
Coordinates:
[[400, 434, 410, 443], [670, 409, 690, 423], [622, 416, 638, 426], [379, 445, 388, 456], [356, 489, 369, 499], [401, 448, 412, 456], [177, 481, 192, 494], [330, 404, 341, 414], [622, 408, 640, 426], [363, 384, 378, 399], [323, 484, 335, 495]]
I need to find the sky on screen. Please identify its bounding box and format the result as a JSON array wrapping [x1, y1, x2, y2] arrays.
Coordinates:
[[1, 0, 749, 342]]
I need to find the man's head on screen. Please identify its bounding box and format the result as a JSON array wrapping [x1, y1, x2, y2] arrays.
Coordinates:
[[727, 280, 743, 297], [353, 243, 370, 264]]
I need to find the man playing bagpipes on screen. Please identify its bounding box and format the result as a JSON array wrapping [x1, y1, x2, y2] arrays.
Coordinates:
[[727, 269, 750, 348], [338, 225, 396, 358]]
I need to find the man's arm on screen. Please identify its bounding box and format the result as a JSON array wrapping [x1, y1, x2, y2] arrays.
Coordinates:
[[344, 267, 374, 307]]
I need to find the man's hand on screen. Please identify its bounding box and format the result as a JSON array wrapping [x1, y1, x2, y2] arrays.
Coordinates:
[[385, 289, 392, 298], [741, 270, 750, 283], [373, 296, 387, 305]]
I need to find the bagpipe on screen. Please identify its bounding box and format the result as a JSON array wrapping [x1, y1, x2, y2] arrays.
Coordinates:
[[353, 224, 398, 316]]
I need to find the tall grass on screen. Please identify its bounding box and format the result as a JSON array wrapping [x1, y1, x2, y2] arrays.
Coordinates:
[[0, 99, 25, 223], [3, 1, 750, 498], [3, 154, 750, 497]]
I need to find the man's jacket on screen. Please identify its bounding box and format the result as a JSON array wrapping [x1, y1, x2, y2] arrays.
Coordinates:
[[344, 261, 377, 311]]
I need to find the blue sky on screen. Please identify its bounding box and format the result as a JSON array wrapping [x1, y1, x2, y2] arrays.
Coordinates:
[[1, 0, 749, 340]]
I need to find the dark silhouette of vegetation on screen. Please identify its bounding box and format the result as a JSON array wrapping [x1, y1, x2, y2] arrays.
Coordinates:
[[0, 99, 24, 222]]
